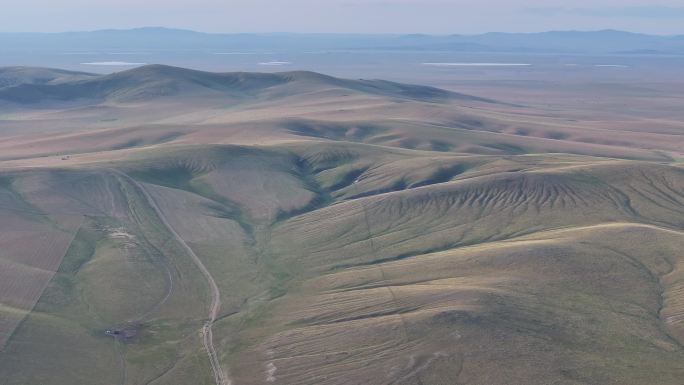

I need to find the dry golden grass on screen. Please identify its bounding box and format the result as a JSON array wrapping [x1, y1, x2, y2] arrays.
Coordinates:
[[0, 200, 81, 346], [1, 66, 684, 384]]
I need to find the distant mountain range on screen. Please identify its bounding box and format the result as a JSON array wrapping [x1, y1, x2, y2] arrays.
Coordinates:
[[1, 27, 683, 54]]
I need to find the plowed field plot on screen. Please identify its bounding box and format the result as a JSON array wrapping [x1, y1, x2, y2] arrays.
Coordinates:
[[0, 211, 81, 347]]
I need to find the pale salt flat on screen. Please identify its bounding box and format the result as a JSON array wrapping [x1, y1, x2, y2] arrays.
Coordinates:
[[258, 61, 292, 66], [422, 62, 532, 67], [213, 52, 268, 55], [594, 64, 629, 68]]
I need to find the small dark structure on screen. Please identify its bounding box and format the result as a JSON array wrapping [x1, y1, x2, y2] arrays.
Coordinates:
[[104, 323, 142, 341]]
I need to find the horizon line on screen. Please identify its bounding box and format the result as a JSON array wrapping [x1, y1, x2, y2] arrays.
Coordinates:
[[0, 26, 682, 37]]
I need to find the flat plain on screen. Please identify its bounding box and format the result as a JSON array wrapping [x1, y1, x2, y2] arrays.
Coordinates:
[[0, 61, 683, 385]]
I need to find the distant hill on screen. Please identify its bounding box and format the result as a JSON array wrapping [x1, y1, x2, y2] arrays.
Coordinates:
[[0, 64, 485, 104], [0, 67, 96, 89], [0, 27, 682, 54]]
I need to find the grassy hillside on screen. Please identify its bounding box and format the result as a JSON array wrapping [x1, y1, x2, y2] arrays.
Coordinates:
[[0, 67, 96, 89], [0, 67, 680, 162], [0, 169, 216, 384], [0, 66, 683, 384], [0, 64, 472, 105]]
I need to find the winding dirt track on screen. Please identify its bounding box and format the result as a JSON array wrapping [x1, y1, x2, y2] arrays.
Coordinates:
[[115, 171, 230, 385]]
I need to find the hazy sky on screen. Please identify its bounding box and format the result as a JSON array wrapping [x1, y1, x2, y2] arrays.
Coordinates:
[[2, 0, 684, 34]]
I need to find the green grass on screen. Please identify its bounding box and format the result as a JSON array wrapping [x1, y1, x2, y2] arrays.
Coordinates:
[[0, 172, 218, 385], [2, 138, 684, 384]]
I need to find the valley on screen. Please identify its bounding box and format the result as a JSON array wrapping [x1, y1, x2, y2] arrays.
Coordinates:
[[0, 64, 683, 384]]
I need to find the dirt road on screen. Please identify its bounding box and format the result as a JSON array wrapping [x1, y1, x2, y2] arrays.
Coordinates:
[[115, 171, 230, 385]]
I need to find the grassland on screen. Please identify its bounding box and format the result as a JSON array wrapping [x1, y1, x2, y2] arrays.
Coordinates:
[[0, 65, 683, 384]]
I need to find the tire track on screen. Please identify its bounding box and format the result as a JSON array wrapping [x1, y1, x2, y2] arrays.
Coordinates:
[[114, 171, 230, 385]]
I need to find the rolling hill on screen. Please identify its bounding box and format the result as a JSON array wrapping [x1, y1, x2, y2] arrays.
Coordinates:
[[0, 65, 683, 385], [0, 64, 467, 105], [0, 67, 96, 89]]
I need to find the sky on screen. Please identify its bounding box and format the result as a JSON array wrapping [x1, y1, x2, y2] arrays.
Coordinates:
[[2, 0, 684, 35]]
